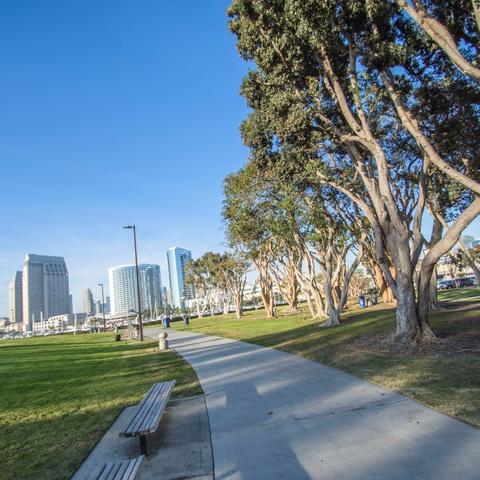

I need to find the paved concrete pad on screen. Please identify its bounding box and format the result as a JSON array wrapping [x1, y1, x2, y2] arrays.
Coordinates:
[[149, 328, 480, 480], [73, 395, 213, 480]]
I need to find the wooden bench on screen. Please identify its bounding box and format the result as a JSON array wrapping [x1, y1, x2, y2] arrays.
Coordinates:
[[119, 380, 176, 456], [88, 455, 144, 480]]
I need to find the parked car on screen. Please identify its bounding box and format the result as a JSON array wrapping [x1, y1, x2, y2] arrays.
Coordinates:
[[437, 279, 456, 290], [454, 277, 476, 288]]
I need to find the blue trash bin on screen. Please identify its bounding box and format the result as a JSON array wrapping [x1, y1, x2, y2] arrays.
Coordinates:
[[164, 316, 170, 328], [358, 295, 366, 308]]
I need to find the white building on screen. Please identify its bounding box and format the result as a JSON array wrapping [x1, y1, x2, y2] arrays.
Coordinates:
[[8, 271, 23, 324], [22, 254, 70, 331], [108, 264, 162, 316], [167, 247, 194, 309]]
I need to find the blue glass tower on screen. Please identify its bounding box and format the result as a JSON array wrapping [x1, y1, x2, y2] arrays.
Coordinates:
[[166, 247, 194, 309]]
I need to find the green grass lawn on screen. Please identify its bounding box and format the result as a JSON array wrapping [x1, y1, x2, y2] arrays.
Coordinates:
[[169, 287, 480, 428], [0, 333, 202, 480]]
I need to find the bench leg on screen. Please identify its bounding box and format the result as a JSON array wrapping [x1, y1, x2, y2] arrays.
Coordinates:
[[139, 435, 147, 456]]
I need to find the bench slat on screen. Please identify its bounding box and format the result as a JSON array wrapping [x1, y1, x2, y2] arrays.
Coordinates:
[[138, 386, 171, 433], [89, 456, 144, 480], [125, 384, 164, 433], [138, 381, 175, 434], [96, 462, 117, 480], [124, 383, 165, 434], [120, 380, 175, 437], [132, 382, 169, 433], [122, 455, 144, 480], [111, 459, 130, 480], [137, 384, 168, 432], [123, 383, 162, 435]]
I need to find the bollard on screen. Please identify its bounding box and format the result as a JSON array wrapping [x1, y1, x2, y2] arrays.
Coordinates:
[[158, 332, 169, 351]]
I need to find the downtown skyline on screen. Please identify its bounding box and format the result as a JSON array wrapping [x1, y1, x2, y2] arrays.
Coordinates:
[[0, 247, 195, 318]]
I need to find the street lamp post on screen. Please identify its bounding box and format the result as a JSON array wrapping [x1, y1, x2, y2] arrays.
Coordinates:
[[123, 225, 144, 341], [98, 283, 106, 332]]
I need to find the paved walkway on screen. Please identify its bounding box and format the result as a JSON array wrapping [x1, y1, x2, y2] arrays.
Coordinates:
[[149, 328, 480, 480]]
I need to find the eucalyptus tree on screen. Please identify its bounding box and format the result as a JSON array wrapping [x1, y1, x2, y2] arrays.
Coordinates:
[[185, 255, 219, 317], [224, 165, 276, 318], [228, 0, 480, 343], [215, 252, 250, 319]]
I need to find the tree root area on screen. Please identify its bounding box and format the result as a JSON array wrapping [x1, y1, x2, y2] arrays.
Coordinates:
[[353, 331, 480, 357]]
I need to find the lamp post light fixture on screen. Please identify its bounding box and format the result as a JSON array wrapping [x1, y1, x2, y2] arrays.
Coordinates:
[[98, 283, 106, 332], [123, 225, 144, 341]]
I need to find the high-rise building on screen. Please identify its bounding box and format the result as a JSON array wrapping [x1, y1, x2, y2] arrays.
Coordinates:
[[95, 299, 103, 315], [108, 264, 162, 317], [22, 254, 70, 331], [82, 288, 95, 315], [8, 271, 23, 324], [161, 286, 168, 306], [167, 247, 194, 309]]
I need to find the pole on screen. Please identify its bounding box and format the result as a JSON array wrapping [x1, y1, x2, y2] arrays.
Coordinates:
[[99, 283, 106, 332], [132, 226, 144, 341]]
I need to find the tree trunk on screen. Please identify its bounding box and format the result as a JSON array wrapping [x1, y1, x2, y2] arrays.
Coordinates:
[[393, 272, 424, 340], [234, 292, 243, 320], [385, 230, 427, 341], [429, 268, 439, 310], [374, 263, 396, 304], [257, 272, 275, 318], [323, 308, 341, 327]]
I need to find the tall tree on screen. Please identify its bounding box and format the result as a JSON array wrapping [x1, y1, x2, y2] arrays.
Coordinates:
[[228, 0, 480, 342]]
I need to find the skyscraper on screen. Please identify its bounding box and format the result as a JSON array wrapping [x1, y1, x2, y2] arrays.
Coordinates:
[[82, 288, 95, 316], [167, 247, 194, 309], [108, 264, 162, 316], [8, 271, 23, 324], [22, 254, 70, 331]]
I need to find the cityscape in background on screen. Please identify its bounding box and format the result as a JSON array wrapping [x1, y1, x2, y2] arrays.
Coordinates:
[[2, 234, 480, 337], [1, 246, 195, 336]]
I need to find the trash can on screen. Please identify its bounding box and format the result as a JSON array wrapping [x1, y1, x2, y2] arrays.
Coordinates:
[[358, 295, 366, 308], [164, 316, 170, 328], [183, 314, 189, 326], [114, 334, 121, 342], [371, 294, 378, 305]]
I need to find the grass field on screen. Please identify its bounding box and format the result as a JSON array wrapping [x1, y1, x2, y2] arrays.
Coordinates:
[[170, 287, 480, 428], [0, 334, 201, 480]]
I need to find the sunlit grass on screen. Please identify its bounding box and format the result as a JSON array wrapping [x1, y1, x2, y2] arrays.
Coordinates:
[[0, 333, 202, 480]]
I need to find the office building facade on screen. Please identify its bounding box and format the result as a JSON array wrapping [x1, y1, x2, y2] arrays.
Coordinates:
[[82, 288, 95, 316], [108, 264, 162, 317], [167, 247, 194, 309], [22, 254, 70, 331], [8, 271, 23, 324]]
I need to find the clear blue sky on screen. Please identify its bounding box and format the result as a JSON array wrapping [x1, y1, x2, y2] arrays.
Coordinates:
[[1, 1, 479, 316], [0, 0, 250, 314]]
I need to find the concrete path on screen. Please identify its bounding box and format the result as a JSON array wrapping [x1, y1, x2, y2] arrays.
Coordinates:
[[149, 328, 480, 480]]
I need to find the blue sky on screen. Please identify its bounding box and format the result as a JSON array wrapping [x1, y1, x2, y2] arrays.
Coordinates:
[[0, 0, 249, 314], [1, 1, 480, 316]]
